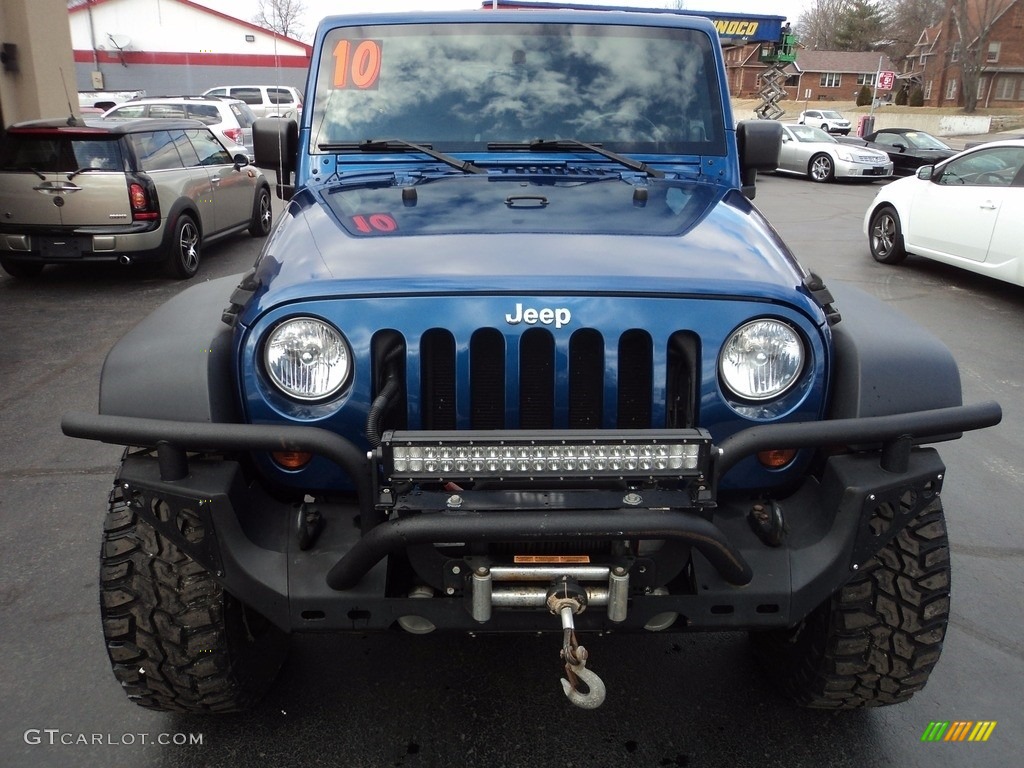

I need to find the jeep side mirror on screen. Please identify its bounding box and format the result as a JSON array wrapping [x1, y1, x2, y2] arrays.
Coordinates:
[[736, 119, 782, 200], [253, 117, 298, 200]]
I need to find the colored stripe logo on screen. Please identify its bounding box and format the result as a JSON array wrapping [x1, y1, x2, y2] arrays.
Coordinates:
[[921, 721, 997, 742]]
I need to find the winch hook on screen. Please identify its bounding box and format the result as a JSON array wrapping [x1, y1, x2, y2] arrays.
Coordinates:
[[547, 579, 607, 710], [561, 641, 607, 710]]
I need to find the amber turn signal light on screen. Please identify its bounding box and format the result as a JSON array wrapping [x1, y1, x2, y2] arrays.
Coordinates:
[[757, 448, 797, 469], [273, 451, 313, 469]]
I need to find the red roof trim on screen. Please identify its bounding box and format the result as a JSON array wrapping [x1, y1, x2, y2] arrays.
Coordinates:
[[73, 49, 310, 68]]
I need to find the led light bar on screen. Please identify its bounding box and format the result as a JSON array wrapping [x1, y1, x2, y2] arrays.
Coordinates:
[[381, 430, 712, 481]]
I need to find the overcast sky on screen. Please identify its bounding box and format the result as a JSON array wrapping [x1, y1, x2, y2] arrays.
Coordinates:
[[194, 0, 811, 43]]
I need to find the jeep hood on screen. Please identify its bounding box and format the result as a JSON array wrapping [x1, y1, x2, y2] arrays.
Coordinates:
[[247, 173, 816, 319]]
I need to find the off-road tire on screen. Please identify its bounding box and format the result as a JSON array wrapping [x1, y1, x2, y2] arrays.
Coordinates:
[[0, 258, 45, 279], [869, 205, 908, 264], [751, 498, 950, 709], [249, 185, 273, 238], [165, 213, 201, 279], [100, 484, 288, 712]]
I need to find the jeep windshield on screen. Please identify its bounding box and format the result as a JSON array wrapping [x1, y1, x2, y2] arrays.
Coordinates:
[[310, 20, 726, 156]]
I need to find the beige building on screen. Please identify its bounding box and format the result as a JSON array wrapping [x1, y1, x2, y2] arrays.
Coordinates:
[[0, 0, 81, 127]]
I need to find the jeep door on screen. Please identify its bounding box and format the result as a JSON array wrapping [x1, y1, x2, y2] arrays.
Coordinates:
[[183, 128, 253, 233]]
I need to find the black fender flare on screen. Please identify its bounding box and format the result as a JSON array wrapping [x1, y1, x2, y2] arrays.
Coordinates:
[[99, 274, 241, 423], [827, 283, 962, 419]]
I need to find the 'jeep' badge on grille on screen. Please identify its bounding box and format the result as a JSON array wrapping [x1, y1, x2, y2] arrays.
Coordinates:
[[505, 303, 571, 329]]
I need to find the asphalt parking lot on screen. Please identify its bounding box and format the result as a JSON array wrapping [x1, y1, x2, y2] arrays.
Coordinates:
[[1, 169, 1021, 768]]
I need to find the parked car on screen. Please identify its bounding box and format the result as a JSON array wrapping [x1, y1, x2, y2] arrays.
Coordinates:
[[0, 117, 273, 279], [865, 139, 1024, 286], [798, 109, 851, 135], [776, 123, 892, 183], [103, 96, 257, 159], [841, 128, 958, 176], [203, 85, 303, 119]]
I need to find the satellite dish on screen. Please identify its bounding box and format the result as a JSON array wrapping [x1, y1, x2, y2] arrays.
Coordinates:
[[108, 34, 132, 50]]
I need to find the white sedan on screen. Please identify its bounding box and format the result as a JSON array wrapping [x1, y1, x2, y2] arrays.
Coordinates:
[[865, 139, 1024, 287], [775, 123, 892, 183]]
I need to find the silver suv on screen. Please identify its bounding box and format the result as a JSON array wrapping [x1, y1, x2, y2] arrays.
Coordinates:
[[0, 118, 272, 279], [203, 85, 303, 119], [103, 96, 257, 158]]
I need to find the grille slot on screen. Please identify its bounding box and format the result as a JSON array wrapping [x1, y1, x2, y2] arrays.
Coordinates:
[[421, 329, 456, 430], [617, 329, 653, 429], [569, 329, 604, 428], [519, 328, 555, 429], [471, 329, 505, 429]]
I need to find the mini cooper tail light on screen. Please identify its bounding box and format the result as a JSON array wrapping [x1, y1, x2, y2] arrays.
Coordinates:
[[128, 178, 159, 221], [223, 127, 243, 145]]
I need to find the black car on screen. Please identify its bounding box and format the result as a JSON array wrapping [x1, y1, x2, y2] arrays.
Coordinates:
[[843, 128, 958, 176]]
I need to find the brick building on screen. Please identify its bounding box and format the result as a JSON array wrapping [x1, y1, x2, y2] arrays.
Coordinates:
[[925, 0, 1024, 108], [725, 45, 895, 103]]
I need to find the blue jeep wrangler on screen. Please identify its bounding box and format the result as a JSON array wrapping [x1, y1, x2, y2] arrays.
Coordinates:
[[63, 9, 1000, 713]]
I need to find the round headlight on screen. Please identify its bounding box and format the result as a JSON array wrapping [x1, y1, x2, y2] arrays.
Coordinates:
[[264, 318, 351, 401], [719, 319, 804, 401]]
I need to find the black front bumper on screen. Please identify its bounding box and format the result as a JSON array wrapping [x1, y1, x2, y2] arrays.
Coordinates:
[[62, 402, 1001, 633]]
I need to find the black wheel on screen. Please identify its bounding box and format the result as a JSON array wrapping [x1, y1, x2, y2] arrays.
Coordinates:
[[165, 213, 201, 279], [808, 153, 835, 183], [249, 185, 273, 238], [100, 484, 288, 712], [751, 498, 951, 709], [869, 205, 908, 264], [1, 258, 45, 279]]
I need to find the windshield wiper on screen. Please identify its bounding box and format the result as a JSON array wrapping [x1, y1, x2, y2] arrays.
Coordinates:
[[318, 139, 486, 175], [487, 138, 665, 179]]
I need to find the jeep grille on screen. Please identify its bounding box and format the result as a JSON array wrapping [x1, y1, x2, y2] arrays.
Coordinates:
[[374, 328, 699, 431]]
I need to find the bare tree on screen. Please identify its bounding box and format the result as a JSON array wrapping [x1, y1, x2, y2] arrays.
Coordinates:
[[949, 0, 1014, 112], [796, 0, 852, 49], [880, 0, 945, 61], [253, 0, 306, 40]]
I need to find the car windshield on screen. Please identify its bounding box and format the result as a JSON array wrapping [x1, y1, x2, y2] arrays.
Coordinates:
[[789, 125, 834, 144], [903, 132, 951, 150], [820, 111, 844, 119], [310, 21, 726, 155]]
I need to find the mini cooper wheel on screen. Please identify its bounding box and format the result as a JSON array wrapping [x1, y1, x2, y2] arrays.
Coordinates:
[[869, 205, 908, 264], [249, 185, 273, 238], [166, 213, 201, 279], [750, 498, 951, 708], [100, 483, 288, 712], [0, 258, 45, 279], [809, 153, 835, 183]]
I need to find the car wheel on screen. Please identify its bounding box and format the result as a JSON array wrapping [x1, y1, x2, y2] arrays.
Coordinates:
[[100, 483, 288, 712], [0, 258, 45, 279], [249, 185, 273, 237], [808, 153, 835, 183], [166, 213, 201, 279], [750, 498, 951, 708], [821, 123, 830, 132], [869, 205, 908, 264]]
